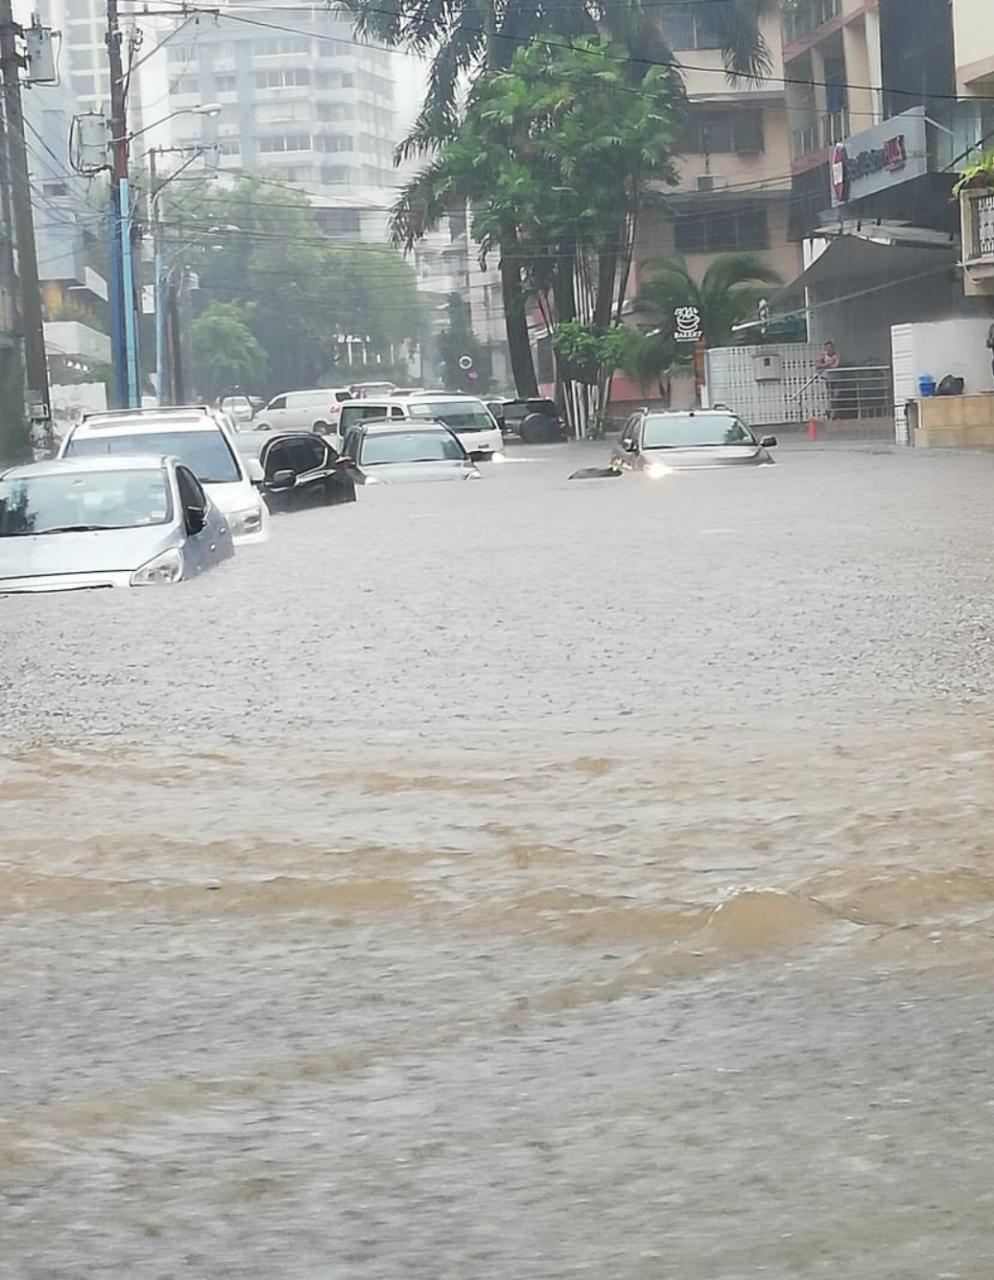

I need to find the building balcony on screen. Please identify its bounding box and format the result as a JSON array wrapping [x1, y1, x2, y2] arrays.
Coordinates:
[[792, 107, 850, 159], [960, 187, 994, 294], [783, 0, 842, 49], [43, 320, 111, 365]]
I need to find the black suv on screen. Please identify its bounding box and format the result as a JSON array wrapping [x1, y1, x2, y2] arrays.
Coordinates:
[[489, 398, 568, 444]]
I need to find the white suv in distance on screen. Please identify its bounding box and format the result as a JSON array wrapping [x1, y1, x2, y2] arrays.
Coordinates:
[[395, 393, 505, 459], [59, 407, 270, 544]]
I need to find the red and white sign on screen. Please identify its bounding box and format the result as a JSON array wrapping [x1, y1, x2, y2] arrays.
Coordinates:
[[831, 144, 849, 204]]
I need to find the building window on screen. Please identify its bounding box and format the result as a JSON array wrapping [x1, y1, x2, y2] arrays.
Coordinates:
[[317, 208, 361, 235], [167, 43, 197, 63], [318, 134, 353, 153], [70, 72, 95, 97], [679, 108, 764, 154], [320, 166, 350, 184], [317, 103, 349, 121], [666, 2, 723, 51], [171, 76, 200, 96], [253, 36, 309, 56], [214, 74, 237, 93], [217, 140, 240, 156], [256, 68, 310, 89], [674, 205, 770, 252], [783, 0, 842, 44], [258, 134, 312, 152]]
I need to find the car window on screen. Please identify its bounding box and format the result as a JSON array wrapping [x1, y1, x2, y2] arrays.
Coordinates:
[[65, 428, 242, 484], [340, 403, 392, 432], [264, 441, 293, 477], [267, 396, 287, 411], [286, 437, 324, 472], [408, 401, 494, 431], [0, 466, 173, 535], [359, 430, 465, 466], [176, 465, 206, 510], [390, 406, 406, 419], [641, 414, 755, 448], [334, 391, 352, 404]]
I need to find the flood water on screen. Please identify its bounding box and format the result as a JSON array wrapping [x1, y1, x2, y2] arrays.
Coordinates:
[[3, 441, 994, 1277]]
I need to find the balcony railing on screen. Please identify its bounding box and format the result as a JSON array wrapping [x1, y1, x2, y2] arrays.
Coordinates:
[[792, 106, 850, 159], [783, 0, 842, 45], [795, 365, 894, 427]]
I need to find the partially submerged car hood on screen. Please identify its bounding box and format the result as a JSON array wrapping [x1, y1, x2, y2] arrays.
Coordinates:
[[363, 462, 476, 485], [0, 524, 174, 581], [643, 445, 771, 469]]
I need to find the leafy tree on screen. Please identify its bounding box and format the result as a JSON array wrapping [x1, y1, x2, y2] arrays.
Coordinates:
[[189, 302, 268, 401], [162, 178, 422, 394], [436, 293, 493, 392], [392, 37, 682, 416], [627, 253, 782, 394], [552, 321, 636, 423]]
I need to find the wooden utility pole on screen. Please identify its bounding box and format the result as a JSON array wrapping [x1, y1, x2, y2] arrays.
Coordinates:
[[106, 0, 138, 406], [0, 0, 51, 445]]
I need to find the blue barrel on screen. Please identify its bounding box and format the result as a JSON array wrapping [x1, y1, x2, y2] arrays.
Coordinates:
[[918, 374, 936, 398]]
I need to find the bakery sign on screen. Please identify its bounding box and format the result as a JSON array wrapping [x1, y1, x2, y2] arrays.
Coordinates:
[[830, 106, 929, 206]]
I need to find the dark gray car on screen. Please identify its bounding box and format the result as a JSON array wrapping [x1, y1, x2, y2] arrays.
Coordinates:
[[0, 455, 234, 592], [342, 420, 482, 485], [612, 409, 777, 474]]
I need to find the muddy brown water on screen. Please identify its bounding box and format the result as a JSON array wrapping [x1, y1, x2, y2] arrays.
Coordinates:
[[3, 443, 994, 1277]]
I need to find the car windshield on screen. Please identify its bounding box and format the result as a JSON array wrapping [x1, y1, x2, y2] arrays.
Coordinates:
[[360, 430, 464, 465], [65, 429, 241, 483], [0, 468, 172, 536], [641, 414, 755, 448], [340, 404, 391, 432], [408, 401, 494, 431]]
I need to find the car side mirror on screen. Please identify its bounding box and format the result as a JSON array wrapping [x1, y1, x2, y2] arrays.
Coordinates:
[[246, 457, 264, 484], [270, 469, 295, 489], [185, 504, 206, 535], [622, 437, 637, 453], [760, 435, 778, 448]]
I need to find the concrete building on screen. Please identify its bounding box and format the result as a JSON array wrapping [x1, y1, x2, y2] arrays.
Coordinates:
[[954, 0, 994, 297], [164, 9, 398, 190]]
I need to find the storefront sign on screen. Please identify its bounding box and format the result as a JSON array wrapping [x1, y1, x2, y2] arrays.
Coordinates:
[[673, 305, 703, 343], [831, 107, 929, 206]]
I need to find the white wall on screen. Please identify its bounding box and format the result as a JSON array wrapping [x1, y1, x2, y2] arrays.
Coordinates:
[[892, 318, 994, 442]]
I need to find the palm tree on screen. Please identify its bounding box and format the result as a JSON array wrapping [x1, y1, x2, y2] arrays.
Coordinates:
[[346, 0, 778, 157], [627, 252, 782, 394]]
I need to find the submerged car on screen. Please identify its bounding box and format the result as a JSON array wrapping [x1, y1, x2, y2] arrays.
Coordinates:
[[236, 431, 356, 510], [612, 409, 777, 473], [59, 407, 269, 545], [0, 455, 234, 593], [342, 420, 481, 484], [489, 397, 568, 444]]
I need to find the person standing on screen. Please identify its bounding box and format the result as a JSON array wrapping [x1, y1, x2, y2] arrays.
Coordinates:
[[816, 340, 841, 417], [986, 322, 994, 385]]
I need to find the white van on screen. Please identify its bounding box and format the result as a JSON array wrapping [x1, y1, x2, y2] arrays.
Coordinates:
[[253, 388, 353, 439], [339, 393, 504, 459]]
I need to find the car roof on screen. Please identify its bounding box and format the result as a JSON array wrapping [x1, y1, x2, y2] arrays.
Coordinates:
[[3, 454, 171, 479], [82, 404, 210, 422], [357, 418, 450, 434], [642, 408, 739, 417], [71, 415, 221, 436], [396, 391, 481, 402]]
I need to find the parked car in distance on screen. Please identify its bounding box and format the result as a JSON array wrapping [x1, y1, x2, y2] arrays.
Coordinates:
[[252, 389, 354, 440], [611, 409, 777, 474], [236, 431, 356, 510], [219, 394, 262, 426], [490, 397, 567, 444], [342, 419, 481, 484], [0, 455, 234, 593], [59, 407, 270, 544], [351, 380, 397, 399]]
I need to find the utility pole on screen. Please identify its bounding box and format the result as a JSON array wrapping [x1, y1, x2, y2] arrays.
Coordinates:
[[106, 0, 138, 407], [149, 147, 167, 405], [0, 0, 51, 447]]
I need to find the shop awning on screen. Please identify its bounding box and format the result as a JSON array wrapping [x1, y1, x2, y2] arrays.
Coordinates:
[[774, 234, 957, 314]]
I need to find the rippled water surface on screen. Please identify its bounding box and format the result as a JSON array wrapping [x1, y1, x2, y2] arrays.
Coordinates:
[[4, 442, 994, 1277]]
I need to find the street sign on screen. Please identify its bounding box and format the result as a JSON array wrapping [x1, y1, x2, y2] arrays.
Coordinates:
[[673, 306, 703, 344], [458, 354, 473, 371]]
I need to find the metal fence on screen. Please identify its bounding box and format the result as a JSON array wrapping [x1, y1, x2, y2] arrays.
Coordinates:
[[795, 365, 895, 436]]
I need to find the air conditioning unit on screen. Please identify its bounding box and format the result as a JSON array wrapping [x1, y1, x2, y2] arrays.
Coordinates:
[[696, 175, 728, 193]]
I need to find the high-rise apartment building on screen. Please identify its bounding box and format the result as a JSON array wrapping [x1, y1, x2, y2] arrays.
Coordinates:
[[164, 9, 398, 190]]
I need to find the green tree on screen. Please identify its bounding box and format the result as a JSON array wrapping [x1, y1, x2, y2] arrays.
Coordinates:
[[436, 292, 493, 392], [627, 253, 782, 393], [393, 37, 681, 420], [163, 178, 422, 393], [189, 302, 268, 401]]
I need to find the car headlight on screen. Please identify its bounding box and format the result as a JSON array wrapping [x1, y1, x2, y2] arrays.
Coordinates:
[[228, 506, 263, 536], [645, 462, 672, 480], [130, 547, 183, 586]]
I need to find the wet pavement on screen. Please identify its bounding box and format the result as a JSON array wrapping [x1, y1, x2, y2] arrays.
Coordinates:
[[3, 440, 994, 1277]]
